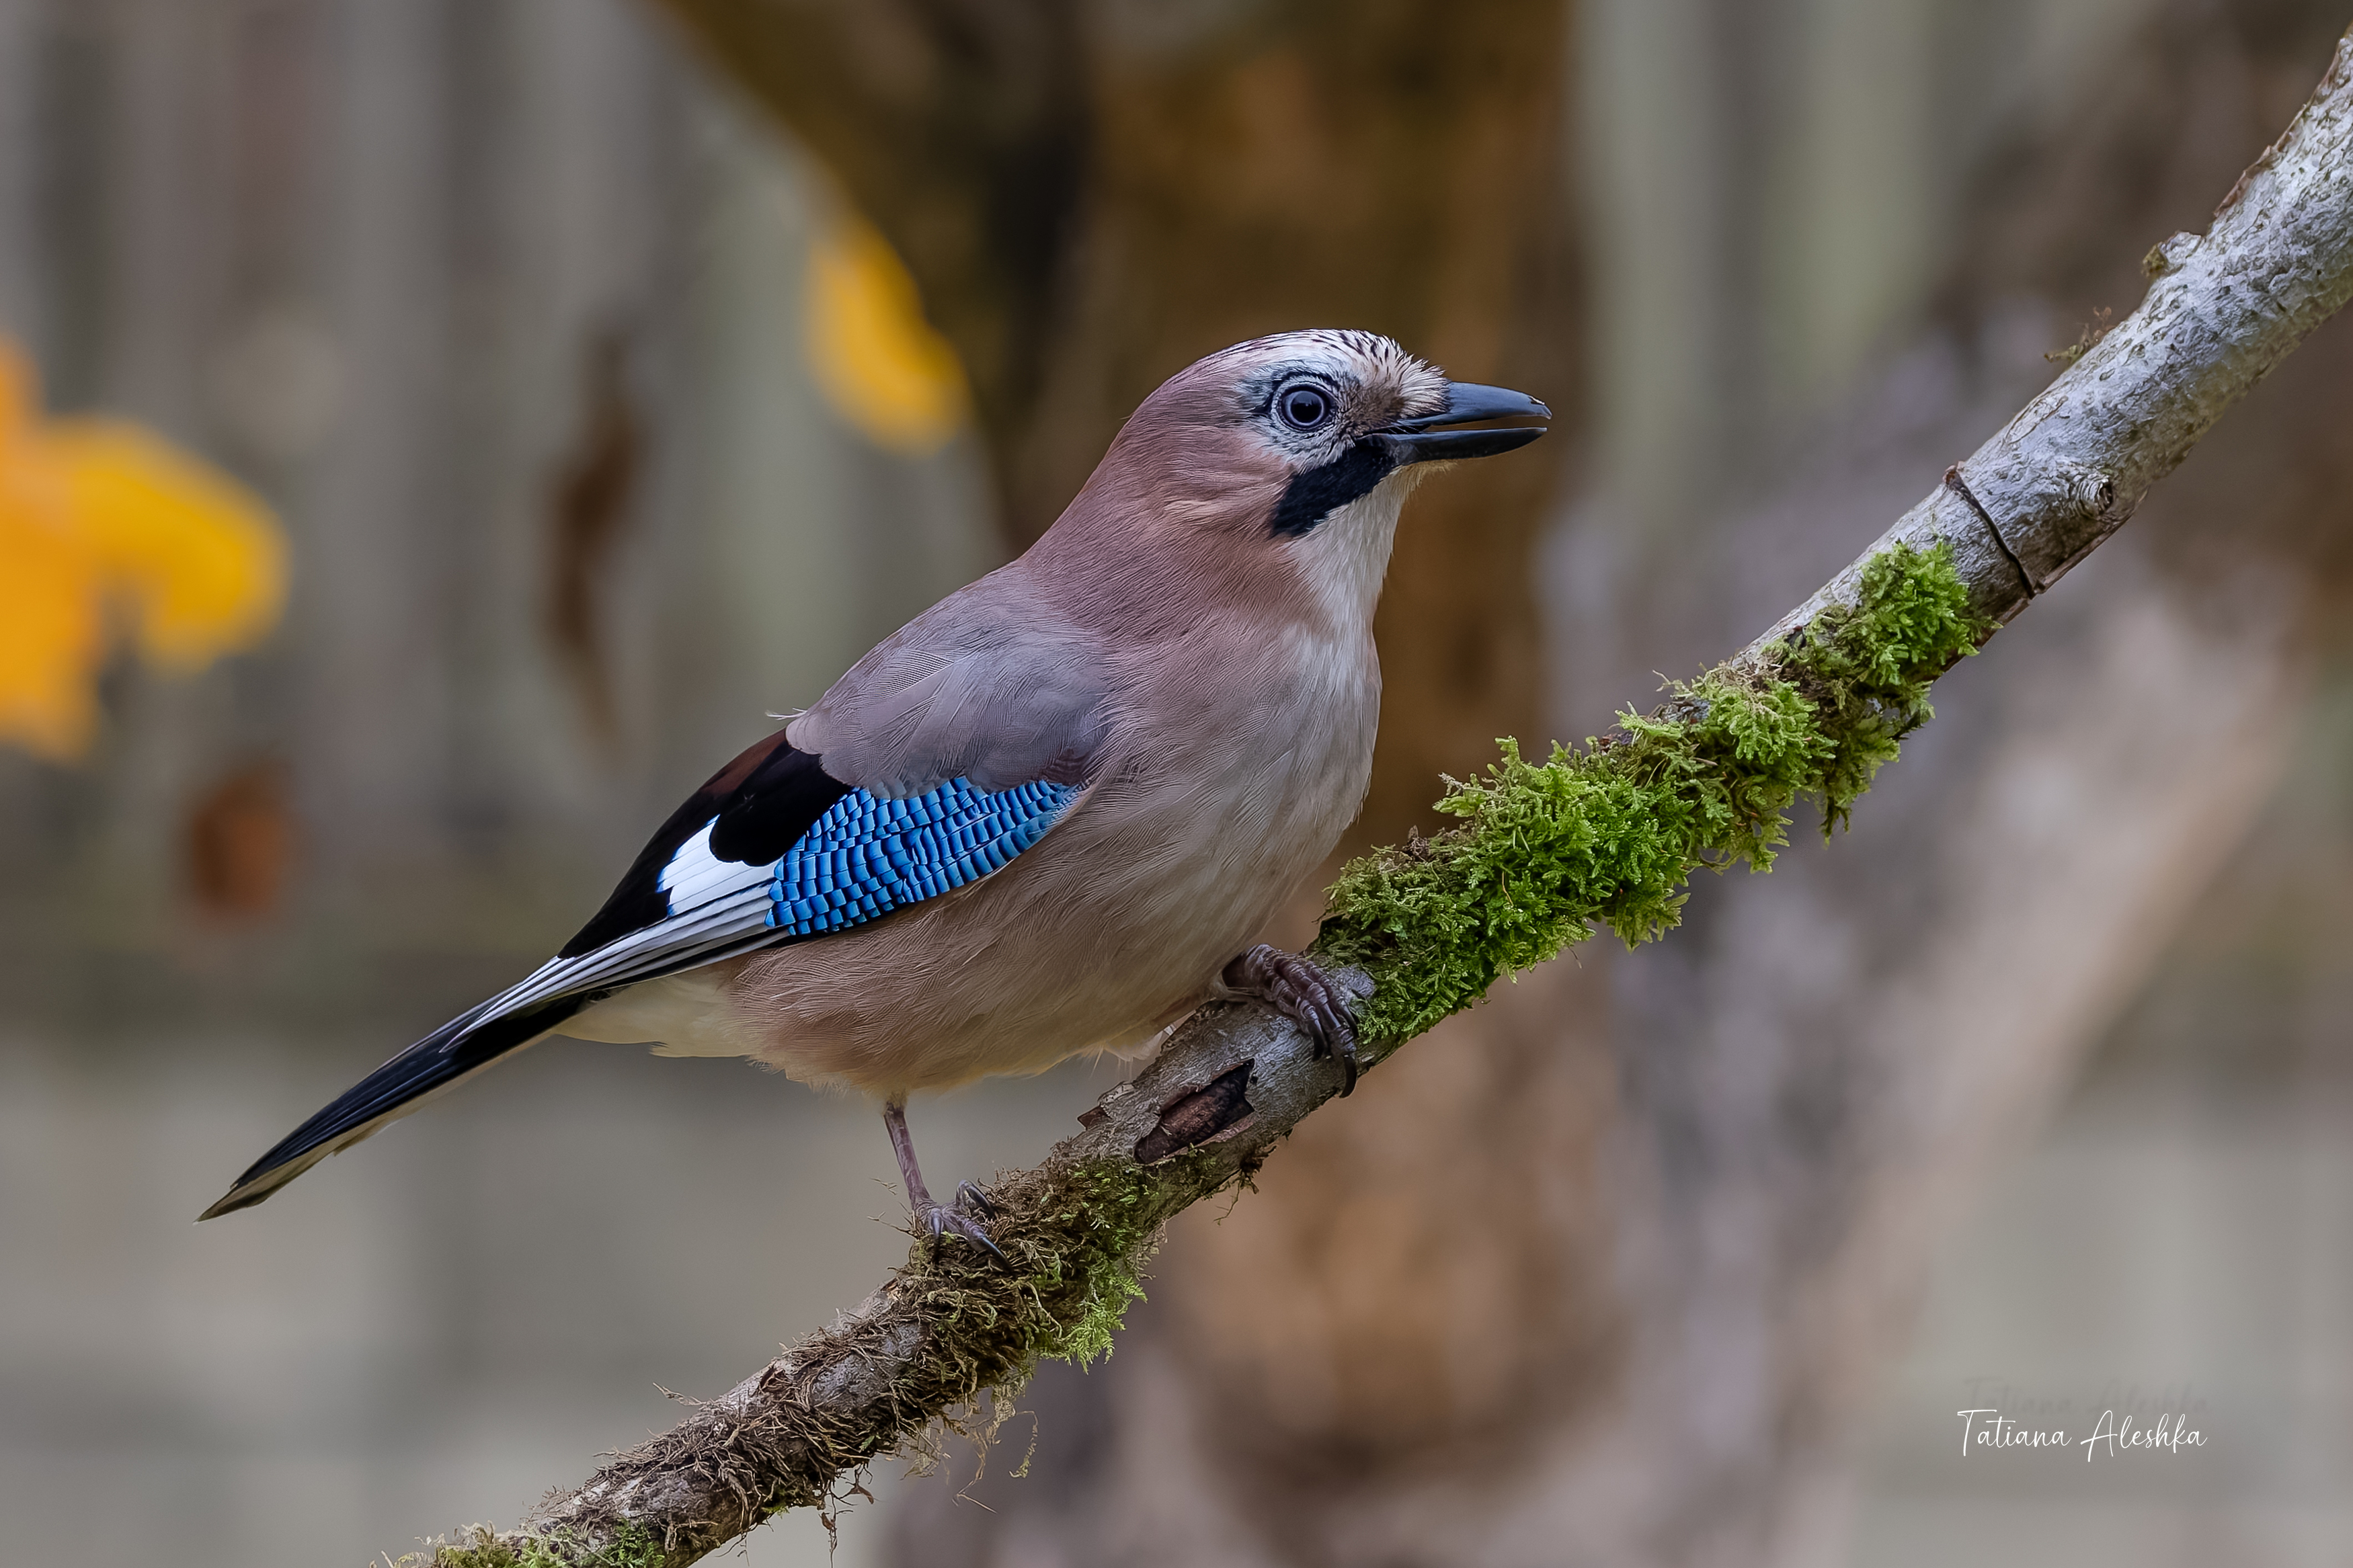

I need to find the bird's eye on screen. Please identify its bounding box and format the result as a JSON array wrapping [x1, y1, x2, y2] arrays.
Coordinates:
[[1276, 383, 1333, 432]]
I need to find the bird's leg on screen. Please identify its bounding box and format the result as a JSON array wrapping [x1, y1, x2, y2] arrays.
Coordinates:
[[1220, 944, 1360, 1096], [881, 1098, 1002, 1257]]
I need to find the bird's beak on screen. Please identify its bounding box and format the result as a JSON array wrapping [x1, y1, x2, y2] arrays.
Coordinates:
[[1380, 382, 1550, 462]]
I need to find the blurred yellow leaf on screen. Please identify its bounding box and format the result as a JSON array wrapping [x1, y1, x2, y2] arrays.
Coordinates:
[[48, 422, 287, 668], [0, 489, 104, 760], [0, 339, 286, 761], [805, 214, 968, 454]]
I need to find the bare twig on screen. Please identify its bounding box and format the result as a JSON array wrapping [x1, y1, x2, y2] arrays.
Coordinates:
[[407, 28, 2353, 1568], [1745, 27, 2353, 660]]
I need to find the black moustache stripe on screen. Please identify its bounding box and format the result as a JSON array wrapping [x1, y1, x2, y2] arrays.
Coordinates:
[[1269, 439, 1398, 538]]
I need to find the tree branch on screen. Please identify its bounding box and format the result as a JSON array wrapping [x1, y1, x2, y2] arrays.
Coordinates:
[[407, 27, 2353, 1568]]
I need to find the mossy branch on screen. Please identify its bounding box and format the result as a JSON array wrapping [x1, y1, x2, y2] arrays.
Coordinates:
[[1318, 538, 1987, 1044], [393, 27, 2353, 1568]]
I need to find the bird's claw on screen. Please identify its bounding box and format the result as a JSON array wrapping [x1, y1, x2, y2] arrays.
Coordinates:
[[884, 1098, 1004, 1260], [1224, 944, 1360, 1096], [921, 1182, 1004, 1259]]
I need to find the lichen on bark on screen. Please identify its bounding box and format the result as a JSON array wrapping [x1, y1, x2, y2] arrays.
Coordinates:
[[407, 1522, 671, 1568]]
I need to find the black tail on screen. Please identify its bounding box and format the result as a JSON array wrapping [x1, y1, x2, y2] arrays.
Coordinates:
[[198, 993, 594, 1220]]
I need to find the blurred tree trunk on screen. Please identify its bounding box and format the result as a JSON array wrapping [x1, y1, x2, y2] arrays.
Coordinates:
[[648, 2, 2353, 1565], [650, 0, 1578, 848]]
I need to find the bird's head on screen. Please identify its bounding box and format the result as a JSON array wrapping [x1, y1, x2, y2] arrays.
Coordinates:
[[1048, 329, 1548, 630]]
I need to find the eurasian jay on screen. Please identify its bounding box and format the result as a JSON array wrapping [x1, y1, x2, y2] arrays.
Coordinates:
[[202, 329, 1548, 1247]]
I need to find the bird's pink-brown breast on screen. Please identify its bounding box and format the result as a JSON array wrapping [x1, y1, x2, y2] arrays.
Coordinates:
[[717, 595, 1381, 1097]]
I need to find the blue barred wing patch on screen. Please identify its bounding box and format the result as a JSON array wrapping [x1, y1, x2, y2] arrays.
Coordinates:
[[660, 776, 1079, 942], [762, 776, 1078, 938]]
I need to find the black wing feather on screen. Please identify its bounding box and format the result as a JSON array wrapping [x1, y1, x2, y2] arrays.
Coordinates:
[[198, 992, 596, 1219], [561, 731, 850, 956], [202, 729, 850, 1219]]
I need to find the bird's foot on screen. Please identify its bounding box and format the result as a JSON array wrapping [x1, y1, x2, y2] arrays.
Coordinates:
[[1222, 944, 1360, 1095], [884, 1098, 1005, 1260], [916, 1180, 1003, 1259]]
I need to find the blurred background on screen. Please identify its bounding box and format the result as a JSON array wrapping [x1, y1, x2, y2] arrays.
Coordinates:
[[1, 1, 2350, 1564]]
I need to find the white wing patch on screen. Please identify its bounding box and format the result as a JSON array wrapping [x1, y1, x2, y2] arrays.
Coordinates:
[[659, 817, 779, 913]]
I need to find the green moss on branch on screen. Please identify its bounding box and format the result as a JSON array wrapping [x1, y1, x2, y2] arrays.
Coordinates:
[[1316, 539, 1990, 1045]]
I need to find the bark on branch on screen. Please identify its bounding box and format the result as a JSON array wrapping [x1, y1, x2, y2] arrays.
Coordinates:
[[408, 28, 2353, 1568]]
